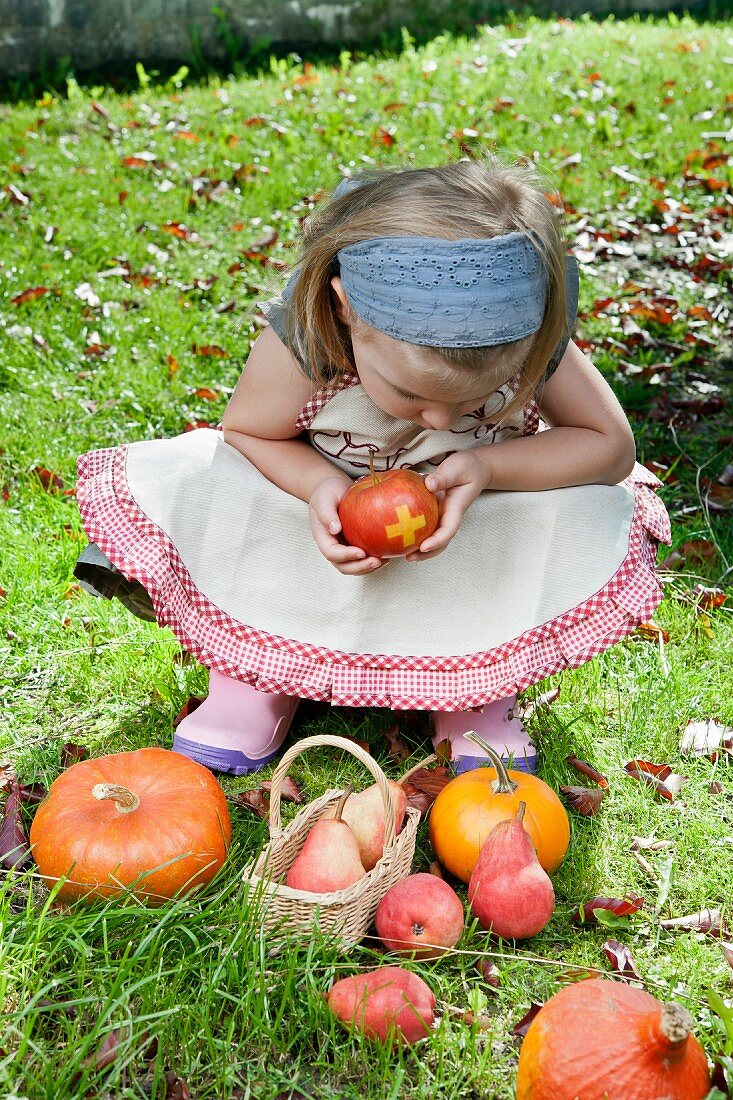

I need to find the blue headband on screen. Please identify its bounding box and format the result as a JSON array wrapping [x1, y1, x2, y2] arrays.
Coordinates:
[[335, 233, 548, 348]]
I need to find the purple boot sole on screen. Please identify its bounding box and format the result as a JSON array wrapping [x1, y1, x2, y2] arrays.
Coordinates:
[[171, 733, 283, 776]]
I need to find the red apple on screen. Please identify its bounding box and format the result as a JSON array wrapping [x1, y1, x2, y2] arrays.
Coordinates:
[[375, 873, 465, 959], [327, 966, 436, 1044], [338, 463, 439, 558]]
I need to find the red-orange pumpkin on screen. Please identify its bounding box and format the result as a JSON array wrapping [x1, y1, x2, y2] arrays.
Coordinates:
[[429, 735, 569, 882], [516, 978, 710, 1100], [30, 748, 231, 905]]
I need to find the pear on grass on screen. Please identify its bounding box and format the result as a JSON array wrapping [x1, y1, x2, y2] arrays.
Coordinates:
[[285, 786, 366, 893], [468, 801, 555, 939]]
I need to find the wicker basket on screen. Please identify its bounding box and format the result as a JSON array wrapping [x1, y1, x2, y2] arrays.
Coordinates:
[[243, 734, 432, 948]]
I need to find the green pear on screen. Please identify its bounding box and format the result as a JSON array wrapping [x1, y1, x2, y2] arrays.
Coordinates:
[[286, 786, 366, 893]]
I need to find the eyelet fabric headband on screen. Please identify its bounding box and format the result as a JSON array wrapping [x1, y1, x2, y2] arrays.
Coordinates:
[[335, 233, 549, 348]]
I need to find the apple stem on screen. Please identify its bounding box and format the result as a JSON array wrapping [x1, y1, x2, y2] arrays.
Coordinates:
[[368, 448, 379, 485], [516, 801, 527, 823], [333, 784, 354, 823]]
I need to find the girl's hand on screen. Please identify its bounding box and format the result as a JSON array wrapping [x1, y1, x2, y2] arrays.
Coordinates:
[[405, 450, 490, 562], [309, 476, 385, 575]]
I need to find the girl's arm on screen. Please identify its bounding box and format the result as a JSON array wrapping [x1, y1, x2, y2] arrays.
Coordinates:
[[480, 340, 637, 491], [222, 325, 382, 575], [222, 325, 351, 502]]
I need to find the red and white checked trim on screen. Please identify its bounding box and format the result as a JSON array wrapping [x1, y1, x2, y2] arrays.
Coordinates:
[[294, 372, 361, 431], [76, 447, 670, 712]]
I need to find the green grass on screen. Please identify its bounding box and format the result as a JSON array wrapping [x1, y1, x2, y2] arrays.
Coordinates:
[[1, 14, 732, 1098]]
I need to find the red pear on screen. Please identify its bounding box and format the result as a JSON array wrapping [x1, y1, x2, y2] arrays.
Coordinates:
[[286, 787, 366, 893], [375, 873, 464, 959], [335, 781, 407, 871], [468, 802, 555, 939], [327, 965, 436, 1044]]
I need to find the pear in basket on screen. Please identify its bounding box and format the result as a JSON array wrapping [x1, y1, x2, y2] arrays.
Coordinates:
[[286, 787, 366, 893], [326, 780, 407, 872]]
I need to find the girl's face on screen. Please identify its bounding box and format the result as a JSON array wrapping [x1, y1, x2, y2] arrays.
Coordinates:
[[331, 276, 512, 430]]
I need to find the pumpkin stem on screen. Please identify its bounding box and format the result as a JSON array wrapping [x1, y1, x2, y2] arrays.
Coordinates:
[[92, 783, 140, 814], [516, 801, 527, 823], [333, 784, 354, 823], [464, 732, 518, 794], [660, 1002, 693, 1048]]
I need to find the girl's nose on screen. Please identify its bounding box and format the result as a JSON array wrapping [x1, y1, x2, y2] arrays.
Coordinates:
[[421, 406, 458, 431]]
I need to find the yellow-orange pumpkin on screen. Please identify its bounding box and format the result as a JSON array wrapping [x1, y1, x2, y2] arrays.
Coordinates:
[[30, 748, 231, 905], [428, 734, 569, 882], [516, 978, 710, 1100]]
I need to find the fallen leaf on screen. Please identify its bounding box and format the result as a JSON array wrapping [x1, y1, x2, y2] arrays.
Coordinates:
[[428, 861, 444, 878], [191, 344, 228, 358], [260, 776, 303, 804], [11, 286, 51, 305], [634, 621, 670, 644], [236, 789, 270, 818], [560, 785, 607, 816], [602, 939, 643, 982], [721, 943, 733, 969], [61, 742, 88, 768], [172, 696, 204, 728], [692, 585, 727, 610], [660, 909, 728, 937], [566, 755, 610, 789], [513, 1003, 543, 1037], [30, 466, 65, 493], [709, 781, 725, 795], [0, 784, 32, 870], [624, 760, 689, 801], [476, 959, 501, 987], [576, 896, 644, 925], [82, 1027, 121, 1069], [381, 724, 411, 764], [630, 835, 674, 852], [681, 719, 733, 759]]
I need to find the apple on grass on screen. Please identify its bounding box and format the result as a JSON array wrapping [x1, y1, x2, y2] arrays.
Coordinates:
[[375, 873, 465, 959], [337, 452, 439, 559]]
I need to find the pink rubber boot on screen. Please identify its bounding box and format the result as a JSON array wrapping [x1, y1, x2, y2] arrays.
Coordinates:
[[430, 694, 537, 775], [172, 669, 300, 775]]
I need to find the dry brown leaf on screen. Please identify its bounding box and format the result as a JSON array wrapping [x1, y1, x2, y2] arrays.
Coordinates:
[[260, 776, 303, 804], [681, 719, 733, 759], [236, 789, 270, 818], [660, 909, 729, 938], [381, 724, 411, 764], [624, 760, 689, 801], [565, 755, 610, 789], [560, 785, 607, 816], [602, 939, 643, 983]]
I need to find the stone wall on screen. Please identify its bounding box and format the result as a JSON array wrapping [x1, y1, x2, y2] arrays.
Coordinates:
[[0, 0, 720, 80]]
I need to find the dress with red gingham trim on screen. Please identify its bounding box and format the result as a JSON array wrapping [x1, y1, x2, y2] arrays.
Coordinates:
[[76, 441, 671, 712]]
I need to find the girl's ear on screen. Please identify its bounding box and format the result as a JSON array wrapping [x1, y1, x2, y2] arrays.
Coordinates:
[[330, 275, 351, 325]]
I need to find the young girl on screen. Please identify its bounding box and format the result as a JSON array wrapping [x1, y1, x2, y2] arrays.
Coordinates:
[[74, 156, 671, 776]]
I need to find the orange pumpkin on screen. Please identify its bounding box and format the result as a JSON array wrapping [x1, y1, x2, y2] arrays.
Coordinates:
[[30, 748, 231, 905], [428, 734, 569, 881], [516, 978, 710, 1100]]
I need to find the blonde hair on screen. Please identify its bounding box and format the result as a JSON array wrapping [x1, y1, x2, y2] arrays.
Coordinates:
[[285, 154, 568, 421]]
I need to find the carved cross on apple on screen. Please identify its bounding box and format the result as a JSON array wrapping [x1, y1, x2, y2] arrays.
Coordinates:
[[338, 451, 440, 558]]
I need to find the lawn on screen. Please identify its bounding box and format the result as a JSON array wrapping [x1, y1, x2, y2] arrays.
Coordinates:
[[1, 13, 732, 1098]]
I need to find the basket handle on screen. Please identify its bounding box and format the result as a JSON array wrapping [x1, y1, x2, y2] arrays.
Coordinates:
[[267, 734, 400, 845]]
